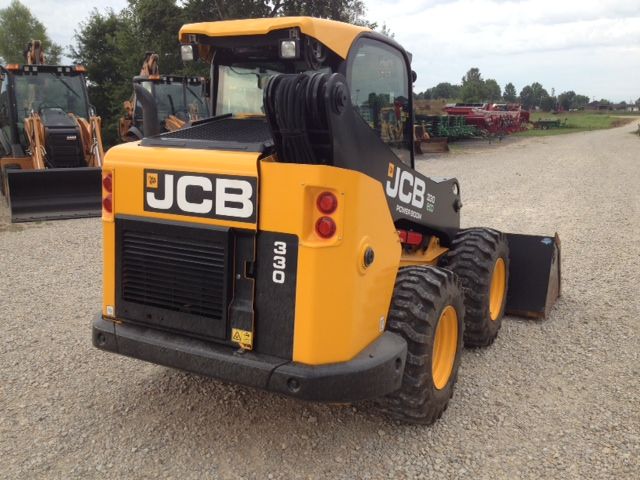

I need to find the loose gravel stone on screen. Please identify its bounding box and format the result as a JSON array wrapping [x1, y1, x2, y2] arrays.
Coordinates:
[[1, 122, 638, 479]]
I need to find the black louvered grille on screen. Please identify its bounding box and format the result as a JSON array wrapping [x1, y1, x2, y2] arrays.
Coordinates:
[[116, 217, 230, 340], [159, 118, 272, 143]]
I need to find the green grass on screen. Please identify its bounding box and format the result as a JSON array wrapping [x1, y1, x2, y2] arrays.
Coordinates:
[[514, 111, 637, 137]]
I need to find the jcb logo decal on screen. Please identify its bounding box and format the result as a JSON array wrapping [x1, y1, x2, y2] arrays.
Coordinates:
[[385, 163, 436, 219], [144, 170, 257, 222], [386, 163, 429, 208], [146, 173, 158, 189]]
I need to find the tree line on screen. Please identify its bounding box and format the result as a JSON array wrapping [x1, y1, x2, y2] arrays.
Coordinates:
[[417, 67, 593, 112]]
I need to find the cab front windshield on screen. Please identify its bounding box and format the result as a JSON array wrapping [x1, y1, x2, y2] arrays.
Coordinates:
[[13, 72, 89, 120]]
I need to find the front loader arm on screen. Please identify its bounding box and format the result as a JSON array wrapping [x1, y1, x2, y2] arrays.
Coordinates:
[[23, 114, 46, 169], [89, 116, 104, 167]]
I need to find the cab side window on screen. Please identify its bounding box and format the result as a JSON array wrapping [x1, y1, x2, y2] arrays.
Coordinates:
[[0, 75, 11, 156], [347, 39, 411, 165]]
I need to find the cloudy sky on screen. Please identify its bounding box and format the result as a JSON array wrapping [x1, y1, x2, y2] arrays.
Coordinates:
[[6, 0, 640, 101]]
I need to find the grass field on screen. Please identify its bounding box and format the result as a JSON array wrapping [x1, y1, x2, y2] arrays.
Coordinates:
[[515, 111, 638, 137]]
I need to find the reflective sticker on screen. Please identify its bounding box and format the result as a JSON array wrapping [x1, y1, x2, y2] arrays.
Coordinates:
[[231, 328, 253, 350], [146, 172, 158, 189], [387, 162, 395, 178]]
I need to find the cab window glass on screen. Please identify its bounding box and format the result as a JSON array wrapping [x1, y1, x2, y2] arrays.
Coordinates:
[[185, 82, 209, 120], [0, 76, 11, 154], [348, 39, 411, 165]]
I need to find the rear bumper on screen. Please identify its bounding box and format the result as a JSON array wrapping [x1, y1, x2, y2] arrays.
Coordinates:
[[92, 315, 407, 402]]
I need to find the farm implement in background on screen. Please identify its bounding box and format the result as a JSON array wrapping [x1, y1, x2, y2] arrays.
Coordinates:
[[532, 118, 565, 130], [443, 103, 530, 137]]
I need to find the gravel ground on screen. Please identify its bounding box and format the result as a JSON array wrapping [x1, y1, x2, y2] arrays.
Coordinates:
[[1, 123, 639, 479]]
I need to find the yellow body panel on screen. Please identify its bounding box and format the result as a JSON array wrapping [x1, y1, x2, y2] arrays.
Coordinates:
[[101, 141, 260, 229], [101, 141, 261, 317], [259, 161, 401, 364], [179, 17, 369, 59], [102, 221, 116, 317], [103, 142, 404, 366]]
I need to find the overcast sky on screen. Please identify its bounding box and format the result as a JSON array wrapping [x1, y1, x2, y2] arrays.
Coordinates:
[[5, 0, 639, 101]]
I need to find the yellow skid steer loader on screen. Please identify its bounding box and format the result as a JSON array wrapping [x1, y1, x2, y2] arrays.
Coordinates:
[[93, 18, 560, 424], [0, 41, 103, 222]]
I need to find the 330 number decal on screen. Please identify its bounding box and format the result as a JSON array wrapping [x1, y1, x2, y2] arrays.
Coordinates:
[[272, 241, 287, 284]]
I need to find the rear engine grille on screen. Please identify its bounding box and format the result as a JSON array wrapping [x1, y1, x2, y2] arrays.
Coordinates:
[[116, 217, 231, 340]]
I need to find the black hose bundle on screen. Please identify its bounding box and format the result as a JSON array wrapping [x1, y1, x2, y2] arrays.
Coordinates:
[[264, 72, 332, 165]]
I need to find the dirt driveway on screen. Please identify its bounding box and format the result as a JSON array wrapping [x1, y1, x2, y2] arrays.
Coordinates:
[[1, 123, 638, 479]]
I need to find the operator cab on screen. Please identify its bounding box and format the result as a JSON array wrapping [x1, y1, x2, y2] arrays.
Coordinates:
[[145, 20, 415, 167], [132, 75, 209, 130], [0, 64, 91, 163]]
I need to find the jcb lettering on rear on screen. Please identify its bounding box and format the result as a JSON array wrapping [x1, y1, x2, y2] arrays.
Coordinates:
[[144, 170, 257, 223]]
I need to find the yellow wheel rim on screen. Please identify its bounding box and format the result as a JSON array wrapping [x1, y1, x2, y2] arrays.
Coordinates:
[[432, 305, 458, 390], [489, 257, 506, 321]]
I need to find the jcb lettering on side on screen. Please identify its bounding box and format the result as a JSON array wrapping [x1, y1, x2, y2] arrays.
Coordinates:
[[144, 170, 257, 223], [385, 163, 431, 210]]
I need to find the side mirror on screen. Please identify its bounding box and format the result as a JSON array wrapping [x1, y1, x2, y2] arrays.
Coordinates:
[[411, 70, 417, 83]]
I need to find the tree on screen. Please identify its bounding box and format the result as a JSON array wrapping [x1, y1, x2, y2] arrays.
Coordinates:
[[71, 9, 132, 146], [431, 82, 460, 99], [540, 94, 556, 112], [484, 78, 501, 102], [118, 0, 186, 76], [376, 22, 394, 39], [519, 82, 549, 110], [573, 95, 589, 109], [503, 82, 517, 102], [519, 86, 533, 109], [183, 0, 370, 24], [460, 67, 485, 103], [558, 91, 576, 111], [0, 0, 62, 64]]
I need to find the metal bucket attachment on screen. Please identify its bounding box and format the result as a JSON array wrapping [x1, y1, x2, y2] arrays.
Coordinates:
[[6, 167, 102, 223], [505, 233, 561, 319], [421, 137, 449, 153]]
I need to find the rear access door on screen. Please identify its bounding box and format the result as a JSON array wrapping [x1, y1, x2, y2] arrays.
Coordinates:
[[115, 217, 232, 339]]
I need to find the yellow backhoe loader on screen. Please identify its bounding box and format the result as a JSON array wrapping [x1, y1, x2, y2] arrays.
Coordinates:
[[0, 41, 104, 222], [119, 52, 209, 142], [93, 18, 561, 424]]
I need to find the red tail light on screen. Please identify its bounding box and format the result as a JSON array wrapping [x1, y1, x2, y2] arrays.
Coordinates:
[[317, 191, 338, 214], [102, 171, 113, 220], [102, 173, 112, 193], [398, 229, 423, 246], [102, 195, 113, 213], [315, 216, 336, 238]]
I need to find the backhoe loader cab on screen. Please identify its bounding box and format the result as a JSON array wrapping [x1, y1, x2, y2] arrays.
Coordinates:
[[0, 59, 103, 222], [93, 18, 561, 424], [120, 74, 209, 142]]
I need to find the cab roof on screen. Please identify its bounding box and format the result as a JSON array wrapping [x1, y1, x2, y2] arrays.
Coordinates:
[[179, 16, 370, 59]]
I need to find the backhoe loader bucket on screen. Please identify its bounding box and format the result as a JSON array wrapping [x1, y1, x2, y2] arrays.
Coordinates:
[[6, 167, 102, 222], [505, 233, 561, 319]]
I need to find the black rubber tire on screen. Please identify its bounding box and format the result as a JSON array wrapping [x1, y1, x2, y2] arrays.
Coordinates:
[[440, 228, 510, 347], [376, 266, 465, 425]]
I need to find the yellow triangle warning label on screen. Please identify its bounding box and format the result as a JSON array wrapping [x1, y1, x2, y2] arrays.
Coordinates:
[[231, 328, 253, 350]]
